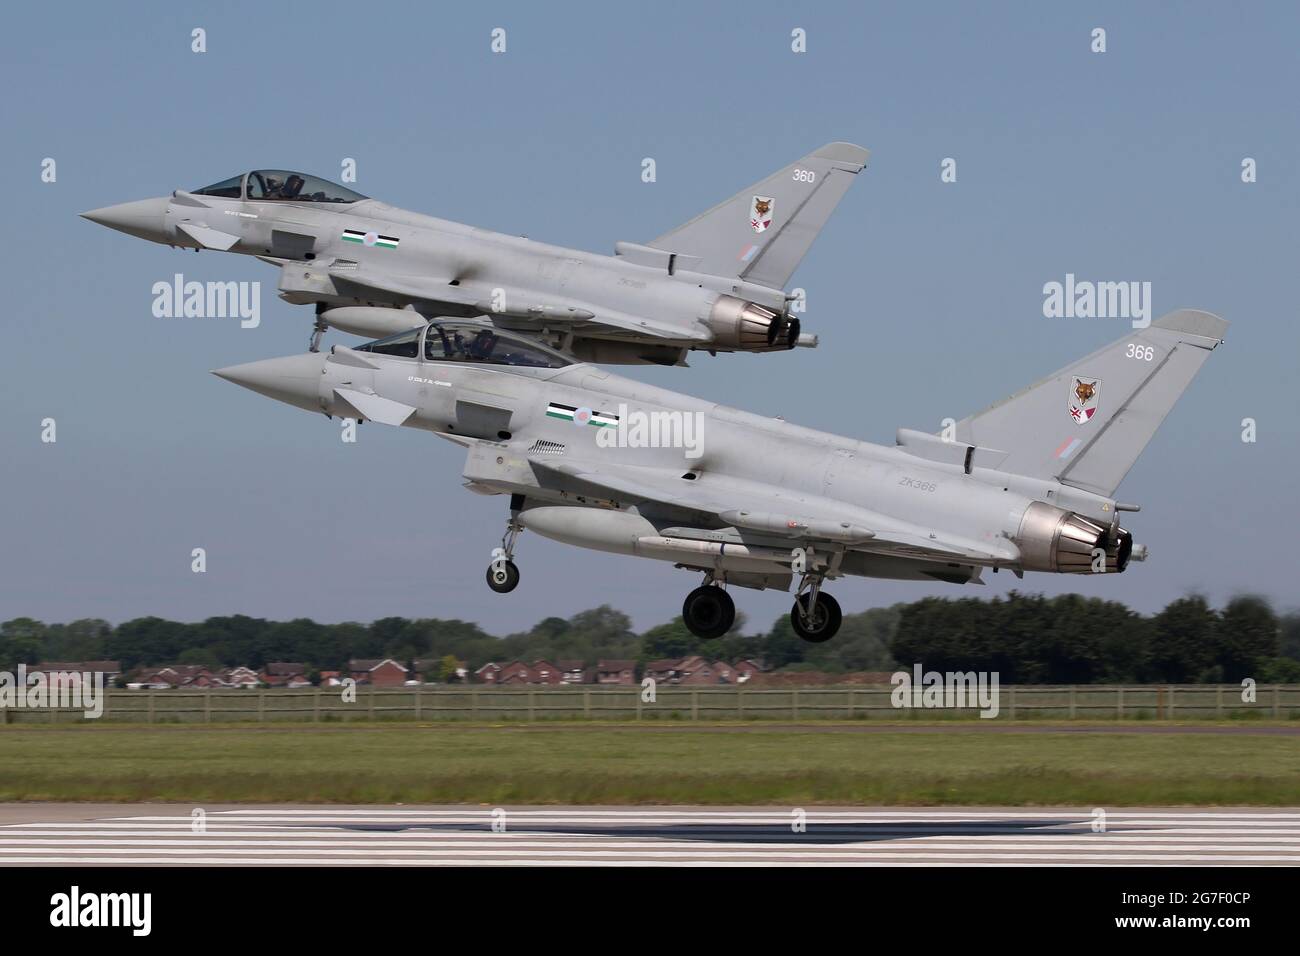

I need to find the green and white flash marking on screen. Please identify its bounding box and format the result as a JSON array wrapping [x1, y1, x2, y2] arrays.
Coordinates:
[[341, 228, 400, 249], [546, 402, 619, 427]]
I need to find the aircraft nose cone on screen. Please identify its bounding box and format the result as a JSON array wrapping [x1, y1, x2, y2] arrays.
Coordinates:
[[80, 196, 172, 243], [212, 352, 326, 413]]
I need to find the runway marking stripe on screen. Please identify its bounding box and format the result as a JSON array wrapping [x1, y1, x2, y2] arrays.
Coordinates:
[[0, 839, 1296, 853], [207, 809, 1300, 819], [5, 858, 1294, 868], [16, 823, 1300, 835], [4, 810, 1297, 867], [101, 810, 1300, 821], [0, 857, 1145, 867], [15, 827, 1300, 832]]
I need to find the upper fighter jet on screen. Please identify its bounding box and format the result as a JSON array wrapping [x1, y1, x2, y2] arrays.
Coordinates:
[[82, 144, 869, 364], [212, 308, 1226, 642]]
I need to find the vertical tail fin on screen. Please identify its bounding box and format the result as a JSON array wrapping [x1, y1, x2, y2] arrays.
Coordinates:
[[644, 142, 869, 289], [955, 310, 1228, 497]]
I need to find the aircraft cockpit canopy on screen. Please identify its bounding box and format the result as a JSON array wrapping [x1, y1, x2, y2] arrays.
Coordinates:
[[353, 322, 573, 369], [190, 171, 367, 203]]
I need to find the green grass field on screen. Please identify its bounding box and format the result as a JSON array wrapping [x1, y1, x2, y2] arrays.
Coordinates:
[[1, 722, 1298, 806]]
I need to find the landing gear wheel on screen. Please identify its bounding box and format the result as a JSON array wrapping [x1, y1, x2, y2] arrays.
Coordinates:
[[682, 586, 735, 639], [487, 504, 524, 594], [790, 591, 841, 643], [486, 560, 520, 593]]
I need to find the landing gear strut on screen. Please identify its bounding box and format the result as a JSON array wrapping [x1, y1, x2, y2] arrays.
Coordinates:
[[790, 571, 842, 642], [682, 575, 735, 639], [309, 303, 328, 353], [486, 497, 524, 594]]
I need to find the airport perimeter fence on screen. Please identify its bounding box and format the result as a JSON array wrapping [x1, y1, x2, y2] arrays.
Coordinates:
[[3, 683, 1300, 724]]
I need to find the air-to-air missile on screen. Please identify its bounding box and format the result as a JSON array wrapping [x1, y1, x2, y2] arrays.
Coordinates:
[[212, 309, 1226, 642], [83, 144, 868, 364]]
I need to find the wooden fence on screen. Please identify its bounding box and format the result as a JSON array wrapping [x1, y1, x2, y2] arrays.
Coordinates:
[[3, 683, 1298, 723]]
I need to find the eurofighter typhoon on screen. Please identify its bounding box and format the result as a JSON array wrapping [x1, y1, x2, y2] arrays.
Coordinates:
[[212, 309, 1226, 642], [82, 144, 868, 364]]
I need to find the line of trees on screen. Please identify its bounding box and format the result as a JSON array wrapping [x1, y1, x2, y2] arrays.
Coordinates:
[[1, 592, 1296, 684], [891, 593, 1292, 684]]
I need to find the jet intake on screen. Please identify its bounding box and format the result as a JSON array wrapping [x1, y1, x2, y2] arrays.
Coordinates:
[[705, 295, 798, 351], [1016, 501, 1132, 574], [321, 306, 426, 339]]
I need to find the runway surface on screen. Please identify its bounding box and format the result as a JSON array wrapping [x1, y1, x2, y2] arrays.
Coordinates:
[[0, 804, 1297, 865]]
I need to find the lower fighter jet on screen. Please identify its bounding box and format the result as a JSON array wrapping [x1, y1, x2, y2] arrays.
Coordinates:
[[214, 309, 1226, 641]]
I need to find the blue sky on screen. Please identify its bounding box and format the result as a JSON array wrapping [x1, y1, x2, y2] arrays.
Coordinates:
[[2, 1, 1296, 632]]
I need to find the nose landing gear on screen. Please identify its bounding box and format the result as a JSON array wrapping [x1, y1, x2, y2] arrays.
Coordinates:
[[485, 498, 524, 594]]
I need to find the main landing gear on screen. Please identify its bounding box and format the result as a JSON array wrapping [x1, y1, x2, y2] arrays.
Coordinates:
[[309, 303, 328, 353], [789, 570, 842, 643], [485, 495, 525, 594], [678, 564, 844, 643], [682, 575, 736, 639]]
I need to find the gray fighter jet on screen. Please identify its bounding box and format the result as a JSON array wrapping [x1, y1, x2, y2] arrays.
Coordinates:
[[213, 309, 1226, 641], [82, 144, 868, 364]]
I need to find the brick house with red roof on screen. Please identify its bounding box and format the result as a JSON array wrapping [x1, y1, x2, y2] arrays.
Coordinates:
[[595, 660, 636, 684], [348, 659, 409, 687]]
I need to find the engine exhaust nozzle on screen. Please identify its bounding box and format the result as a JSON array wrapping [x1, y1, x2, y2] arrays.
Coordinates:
[[1017, 501, 1132, 574]]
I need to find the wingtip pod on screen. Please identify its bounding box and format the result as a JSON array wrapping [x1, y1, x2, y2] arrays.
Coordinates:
[[812, 142, 870, 170], [1151, 309, 1228, 345]]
